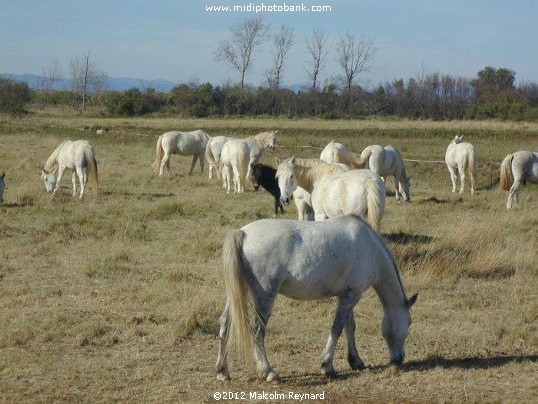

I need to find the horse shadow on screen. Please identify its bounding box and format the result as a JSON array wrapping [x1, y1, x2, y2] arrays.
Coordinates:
[[1, 202, 33, 208], [284, 354, 537, 386], [384, 232, 434, 245], [100, 190, 175, 198]]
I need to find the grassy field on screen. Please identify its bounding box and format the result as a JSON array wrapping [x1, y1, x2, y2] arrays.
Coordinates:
[[0, 111, 537, 402]]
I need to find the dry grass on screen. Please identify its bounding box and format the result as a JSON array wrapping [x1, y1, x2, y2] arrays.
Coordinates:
[[0, 112, 537, 402]]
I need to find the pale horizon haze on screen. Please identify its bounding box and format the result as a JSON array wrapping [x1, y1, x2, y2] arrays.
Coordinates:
[[1, 0, 537, 89]]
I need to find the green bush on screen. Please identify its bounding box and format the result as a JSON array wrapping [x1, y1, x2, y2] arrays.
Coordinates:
[[0, 77, 31, 115]]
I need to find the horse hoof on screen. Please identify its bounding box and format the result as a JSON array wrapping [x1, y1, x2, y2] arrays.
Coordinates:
[[323, 369, 337, 379], [217, 373, 230, 381], [266, 371, 280, 384]]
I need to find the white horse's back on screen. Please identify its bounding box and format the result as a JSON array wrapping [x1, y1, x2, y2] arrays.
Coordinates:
[[154, 130, 210, 176], [217, 214, 417, 382], [42, 140, 98, 199], [220, 139, 250, 193], [445, 136, 477, 195], [312, 169, 386, 231], [500, 150, 538, 208], [205, 136, 232, 179], [320, 141, 363, 168]]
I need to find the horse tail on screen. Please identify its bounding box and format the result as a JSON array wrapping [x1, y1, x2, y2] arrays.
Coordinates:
[[87, 147, 99, 194], [238, 145, 247, 185], [364, 175, 385, 232], [205, 138, 218, 166], [500, 153, 514, 191], [468, 147, 477, 179], [354, 148, 371, 169], [223, 229, 255, 361], [153, 135, 164, 172]]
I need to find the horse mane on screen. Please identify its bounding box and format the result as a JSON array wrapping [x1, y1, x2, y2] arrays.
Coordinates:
[[277, 158, 344, 185], [44, 141, 69, 173], [246, 131, 275, 148]]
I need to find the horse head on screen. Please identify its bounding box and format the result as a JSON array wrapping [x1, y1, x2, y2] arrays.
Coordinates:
[[42, 169, 57, 194], [250, 164, 262, 191], [275, 156, 297, 205], [382, 293, 417, 365], [453, 135, 464, 144], [266, 130, 278, 150]]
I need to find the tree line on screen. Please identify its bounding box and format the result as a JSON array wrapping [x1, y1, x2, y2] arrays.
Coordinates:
[[1, 16, 537, 121]]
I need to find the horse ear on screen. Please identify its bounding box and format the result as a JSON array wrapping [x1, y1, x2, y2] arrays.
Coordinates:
[[1, 172, 4, 179], [42, 169, 48, 175], [290, 156, 296, 164], [274, 130, 279, 136], [275, 157, 281, 166], [407, 293, 418, 308]]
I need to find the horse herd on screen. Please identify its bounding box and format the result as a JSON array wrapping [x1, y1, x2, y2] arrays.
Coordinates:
[[1, 130, 535, 384]]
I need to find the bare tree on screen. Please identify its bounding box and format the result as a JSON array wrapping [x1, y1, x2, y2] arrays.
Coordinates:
[[266, 24, 295, 90], [213, 17, 270, 92], [305, 28, 329, 92], [38, 58, 62, 110], [70, 52, 107, 110], [336, 33, 377, 109]]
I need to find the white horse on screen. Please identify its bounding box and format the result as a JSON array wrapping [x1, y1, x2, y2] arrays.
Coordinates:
[[216, 214, 418, 383], [500, 150, 538, 209], [276, 157, 385, 232], [320, 140, 364, 168], [205, 136, 232, 180], [356, 145, 411, 202], [242, 130, 278, 180], [153, 130, 211, 176], [0, 172, 5, 204], [220, 140, 250, 194], [42, 140, 98, 199], [444, 135, 477, 195]]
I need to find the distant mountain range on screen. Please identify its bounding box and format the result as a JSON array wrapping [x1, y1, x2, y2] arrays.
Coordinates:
[[1, 73, 179, 93], [1, 73, 307, 94]]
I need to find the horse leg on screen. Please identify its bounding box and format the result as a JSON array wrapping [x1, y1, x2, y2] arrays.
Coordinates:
[[77, 166, 88, 199], [447, 165, 457, 193], [160, 151, 171, 176], [345, 309, 365, 370], [320, 291, 361, 378], [188, 155, 198, 176], [199, 153, 205, 174], [457, 164, 466, 194], [252, 301, 280, 384], [71, 172, 77, 196], [507, 180, 520, 209], [393, 175, 401, 201], [224, 166, 232, 194], [52, 167, 66, 196], [216, 302, 231, 381]]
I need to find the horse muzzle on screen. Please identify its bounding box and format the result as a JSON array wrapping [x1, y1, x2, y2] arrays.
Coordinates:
[[280, 196, 291, 206]]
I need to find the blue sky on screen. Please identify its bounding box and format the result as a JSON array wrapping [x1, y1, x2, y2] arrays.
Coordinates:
[[1, 0, 537, 88]]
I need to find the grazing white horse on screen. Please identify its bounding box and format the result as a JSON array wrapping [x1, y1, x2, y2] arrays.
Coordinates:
[[220, 140, 250, 194], [444, 135, 477, 195], [276, 157, 385, 232], [320, 140, 364, 168], [500, 150, 538, 209], [216, 214, 418, 383], [205, 131, 278, 188], [153, 130, 211, 176], [205, 136, 232, 179], [0, 172, 5, 204], [356, 145, 411, 202], [42, 140, 98, 199]]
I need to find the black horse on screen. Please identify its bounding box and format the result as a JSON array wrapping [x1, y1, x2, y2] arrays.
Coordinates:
[[250, 163, 285, 216]]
